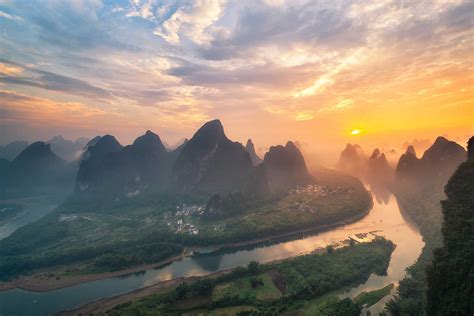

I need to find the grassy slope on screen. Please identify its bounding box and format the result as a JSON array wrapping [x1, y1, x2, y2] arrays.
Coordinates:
[[109, 238, 394, 315]]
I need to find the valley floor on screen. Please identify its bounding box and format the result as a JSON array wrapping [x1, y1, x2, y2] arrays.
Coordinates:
[[0, 204, 371, 292]]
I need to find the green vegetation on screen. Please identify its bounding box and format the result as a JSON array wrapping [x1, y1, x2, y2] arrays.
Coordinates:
[[0, 172, 372, 281], [355, 283, 394, 307], [426, 143, 474, 315], [303, 295, 361, 316], [108, 238, 394, 315]]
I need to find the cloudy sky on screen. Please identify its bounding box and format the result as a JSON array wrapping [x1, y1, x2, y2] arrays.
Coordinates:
[[0, 0, 472, 163]]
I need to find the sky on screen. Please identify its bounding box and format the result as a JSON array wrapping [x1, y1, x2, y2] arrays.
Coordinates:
[[0, 0, 473, 166]]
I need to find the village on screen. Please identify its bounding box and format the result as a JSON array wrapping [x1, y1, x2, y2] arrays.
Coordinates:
[[288, 184, 352, 213], [163, 204, 205, 235]]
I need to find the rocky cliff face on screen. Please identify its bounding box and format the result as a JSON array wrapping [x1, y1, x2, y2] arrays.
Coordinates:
[[172, 119, 253, 194], [426, 136, 473, 315], [73, 131, 177, 203]]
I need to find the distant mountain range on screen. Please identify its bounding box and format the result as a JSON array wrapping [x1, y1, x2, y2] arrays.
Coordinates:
[[0, 142, 77, 198], [337, 144, 394, 203], [68, 119, 311, 208], [0, 141, 29, 161], [336, 136, 468, 204], [47, 135, 89, 162]]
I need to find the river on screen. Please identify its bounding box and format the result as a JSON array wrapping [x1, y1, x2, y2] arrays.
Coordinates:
[[0, 194, 423, 316]]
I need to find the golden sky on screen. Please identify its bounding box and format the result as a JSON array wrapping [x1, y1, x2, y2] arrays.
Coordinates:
[[0, 0, 473, 166]]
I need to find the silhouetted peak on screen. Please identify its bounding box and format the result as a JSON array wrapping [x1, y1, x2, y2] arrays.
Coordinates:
[[97, 135, 121, 147], [12, 141, 64, 166], [132, 130, 166, 153], [245, 139, 262, 166], [468, 137, 474, 159], [285, 141, 298, 151], [84, 135, 122, 161], [196, 119, 225, 138], [48, 135, 65, 142], [370, 148, 381, 159], [422, 136, 465, 162], [86, 136, 101, 148], [264, 141, 306, 166], [19, 141, 52, 156], [406, 145, 417, 156], [433, 136, 450, 146], [187, 119, 227, 147]]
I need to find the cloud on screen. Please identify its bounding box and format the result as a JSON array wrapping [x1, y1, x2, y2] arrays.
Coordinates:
[[0, 62, 23, 75], [0, 10, 23, 21], [199, 1, 367, 61], [0, 59, 111, 100], [153, 0, 226, 45], [0, 0, 472, 145], [0, 90, 109, 128]]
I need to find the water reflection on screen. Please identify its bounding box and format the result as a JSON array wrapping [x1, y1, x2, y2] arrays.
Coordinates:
[[0, 194, 423, 316]]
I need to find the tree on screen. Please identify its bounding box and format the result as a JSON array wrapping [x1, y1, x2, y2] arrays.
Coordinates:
[[175, 282, 188, 299], [326, 245, 334, 254], [194, 279, 213, 296], [247, 261, 260, 274]]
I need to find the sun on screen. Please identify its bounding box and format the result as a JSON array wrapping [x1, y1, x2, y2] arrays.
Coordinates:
[[350, 129, 362, 135]]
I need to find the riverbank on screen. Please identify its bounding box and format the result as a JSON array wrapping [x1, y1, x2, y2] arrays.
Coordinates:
[[57, 268, 234, 316], [0, 251, 190, 292], [0, 204, 370, 293], [62, 238, 394, 316], [59, 245, 342, 315]]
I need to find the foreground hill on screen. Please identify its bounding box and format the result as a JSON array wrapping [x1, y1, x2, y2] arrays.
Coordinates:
[[427, 137, 474, 315], [386, 136, 467, 314]]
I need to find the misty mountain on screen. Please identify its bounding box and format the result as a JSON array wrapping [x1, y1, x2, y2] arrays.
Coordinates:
[[245, 139, 262, 166], [72, 131, 191, 204], [263, 141, 311, 191], [395, 136, 466, 188], [242, 141, 311, 198], [367, 149, 394, 186], [338, 143, 367, 179], [47, 135, 89, 162], [1, 142, 76, 198], [74, 135, 125, 199], [163, 138, 188, 151], [172, 119, 253, 194], [0, 141, 29, 161]]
